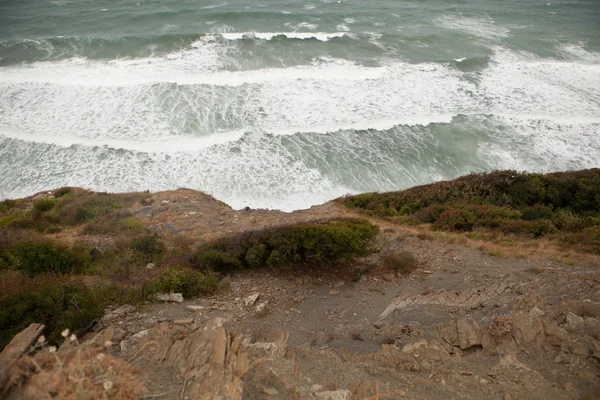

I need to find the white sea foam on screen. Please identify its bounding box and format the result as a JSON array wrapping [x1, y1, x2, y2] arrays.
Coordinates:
[[200, 3, 228, 10], [0, 125, 246, 152], [1, 41, 599, 210], [558, 42, 600, 63], [435, 15, 511, 39], [0, 132, 352, 211]]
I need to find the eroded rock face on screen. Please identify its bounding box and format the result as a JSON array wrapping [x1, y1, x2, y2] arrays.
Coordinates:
[[378, 282, 510, 321], [130, 318, 249, 400], [440, 317, 482, 350]]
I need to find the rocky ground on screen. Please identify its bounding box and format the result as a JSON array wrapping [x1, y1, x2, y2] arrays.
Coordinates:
[[5, 189, 600, 399]]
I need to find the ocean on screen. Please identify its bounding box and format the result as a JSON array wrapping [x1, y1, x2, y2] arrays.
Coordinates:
[[0, 0, 599, 210]]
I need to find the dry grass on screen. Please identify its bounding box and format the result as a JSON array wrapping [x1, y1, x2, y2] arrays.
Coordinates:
[[382, 251, 418, 275], [487, 317, 513, 344], [6, 335, 146, 400]]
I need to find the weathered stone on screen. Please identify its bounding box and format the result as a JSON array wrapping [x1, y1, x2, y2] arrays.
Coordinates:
[[146, 263, 156, 269], [315, 390, 352, 400], [263, 387, 279, 396], [174, 318, 194, 325], [457, 317, 481, 349], [311, 384, 324, 393], [564, 312, 585, 332], [186, 305, 206, 312], [130, 318, 249, 400], [511, 313, 545, 346], [255, 301, 268, 312], [0, 323, 45, 392], [379, 282, 510, 321], [542, 319, 570, 346], [529, 307, 546, 318], [333, 280, 345, 289], [329, 289, 341, 295], [569, 340, 591, 357], [245, 293, 260, 306], [402, 339, 451, 362], [153, 292, 184, 303], [440, 319, 459, 346], [94, 304, 137, 332], [112, 327, 127, 342]]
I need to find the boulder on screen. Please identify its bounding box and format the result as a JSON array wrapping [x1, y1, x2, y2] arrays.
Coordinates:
[[130, 318, 249, 400], [440, 317, 481, 349]]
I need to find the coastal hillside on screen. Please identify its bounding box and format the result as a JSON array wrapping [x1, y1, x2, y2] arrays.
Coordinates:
[[1, 170, 599, 399]]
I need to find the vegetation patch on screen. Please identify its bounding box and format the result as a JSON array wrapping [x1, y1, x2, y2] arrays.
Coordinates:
[[74, 196, 123, 223], [382, 251, 419, 275], [339, 169, 600, 253], [152, 266, 220, 298], [0, 273, 102, 349], [192, 218, 379, 272]]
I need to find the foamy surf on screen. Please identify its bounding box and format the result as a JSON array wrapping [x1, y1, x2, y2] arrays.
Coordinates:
[[0, 0, 599, 210]]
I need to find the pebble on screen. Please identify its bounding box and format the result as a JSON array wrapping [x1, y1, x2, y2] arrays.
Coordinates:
[[174, 318, 194, 325]]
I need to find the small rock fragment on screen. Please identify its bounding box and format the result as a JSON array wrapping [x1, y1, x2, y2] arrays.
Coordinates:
[[529, 307, 545, 317], [153, 293, 184, 303], [263, 388, 279, 396], [174, 318, 194, 325], [245, 293, 260, 306], [186, 305, 206, 312], [329, 289, 341, 295]]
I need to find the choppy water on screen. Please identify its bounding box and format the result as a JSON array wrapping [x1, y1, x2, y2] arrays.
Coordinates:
[[1, 0, 599, 210]]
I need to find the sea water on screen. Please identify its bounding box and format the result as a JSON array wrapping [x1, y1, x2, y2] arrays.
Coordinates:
[[0, 0, 599, 210]]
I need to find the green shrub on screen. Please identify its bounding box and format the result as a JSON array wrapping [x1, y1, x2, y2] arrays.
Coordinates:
[[552, 209, 587, 231], [0, 274, 102, 349], [382, 251, 418, 275], [152, 266, 220, 298], [122, 217, 143, 231], [54, 187, 72, 197], [339, 170, 600, 251], [6, 241, 75, 276], [33, 198, 56, 213], [529, 220, 557, 237], [74, 196, 122, 223], [0, 199, 17, 213], [435, 209, 476, 231], [521, 205, 554, 221], [192, 218, 379, 272], [193, 250, 243, 271], [131, 235, 164, 259]]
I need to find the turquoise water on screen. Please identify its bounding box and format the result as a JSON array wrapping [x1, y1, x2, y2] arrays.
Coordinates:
[[0, 0, 599, 210]]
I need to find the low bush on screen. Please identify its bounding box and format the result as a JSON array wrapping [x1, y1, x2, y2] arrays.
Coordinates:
[[0, 273, 103, 349], [54, 187, 72, 197], [382, 251, 418, 275], [152, 266, 220, 298], [521, 204, 554, 221], [130, 235, 164, 262], [193, 250, 242, 271], [2, 241, 76, 276], [74, 196, 122, 223], [339, 169, 600, 247], [192, 218, 379, 272], [33, 198, 56, 213], [122, 217, 143, 232]]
